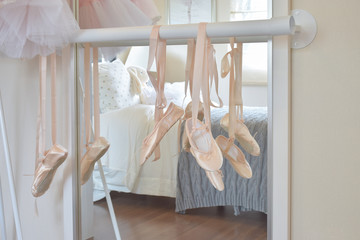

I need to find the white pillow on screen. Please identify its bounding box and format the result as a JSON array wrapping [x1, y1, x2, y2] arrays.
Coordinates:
[[164, 82, 191, 107], [139, 81, 191, 108], [98, 59, 140, 113]]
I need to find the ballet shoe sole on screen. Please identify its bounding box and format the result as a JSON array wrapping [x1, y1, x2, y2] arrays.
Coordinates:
[[186, 118, 223, 171], [32, 145, 68, 197], [140, 102, 184, 165], [220, 113, 260, 156], [216, 135, 252, 179], [81, 137, 110, 185], [205, 170, 224, 191]]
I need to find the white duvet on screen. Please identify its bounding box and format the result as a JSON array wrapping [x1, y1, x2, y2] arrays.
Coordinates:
[[93, 104, 180, 201]]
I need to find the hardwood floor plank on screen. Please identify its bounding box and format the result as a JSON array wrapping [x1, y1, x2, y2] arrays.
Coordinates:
[[92, 192, 266, 240]]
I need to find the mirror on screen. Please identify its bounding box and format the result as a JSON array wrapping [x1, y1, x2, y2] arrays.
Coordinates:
[[76, 0, 269, 239]]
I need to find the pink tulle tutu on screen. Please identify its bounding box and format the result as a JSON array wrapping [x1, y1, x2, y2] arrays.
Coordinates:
[[0, 0, 79, 59], [130, 0, 161, 23], [79, 0, 153, 59], [0, 0, 16, 8]]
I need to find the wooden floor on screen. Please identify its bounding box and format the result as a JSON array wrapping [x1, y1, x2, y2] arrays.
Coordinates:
[[92, 192, 267, 240]]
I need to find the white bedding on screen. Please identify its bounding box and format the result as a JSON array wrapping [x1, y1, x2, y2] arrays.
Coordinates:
[[93, 104, 180, 201]]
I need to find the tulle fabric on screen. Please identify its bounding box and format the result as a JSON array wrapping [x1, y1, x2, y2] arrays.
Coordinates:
[[0, 0, 16, 8], [79, 0, 153, 60], [0, 0, 79, 59], [130, 0, 161, 23]]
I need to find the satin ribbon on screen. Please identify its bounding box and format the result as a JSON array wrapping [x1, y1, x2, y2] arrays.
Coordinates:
[[191, 23, 224, 131], [186, 28, 223, 121], [184, 39, 195, 100], [93, 47, 100, 140], [36, 53, 60, 166], [191, 22, 211, 129], [207, 42, 223, 108], [51, 53, 57, 145], [221, 37, 243, 140], [147, 25, 167, 161], [83, 44, 101, 144], [36, 56, 47, 166], [84, 43, 91, 147]]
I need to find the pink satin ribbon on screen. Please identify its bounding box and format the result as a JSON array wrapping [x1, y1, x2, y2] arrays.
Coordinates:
[[36, 56, 47, 166], [191, 22, 223, 130], [207, 42, 223, 108], [147, 25, 167, 161], [221, 37, 243, 139], [84, 43, 92, 146], [93, 47, 100, 140], [185, 39, 195, 100], [84, 43, 101, 145], [36, 52, 59, 166]]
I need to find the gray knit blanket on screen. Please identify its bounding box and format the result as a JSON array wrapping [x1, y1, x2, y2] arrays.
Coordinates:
[[176, 107, 267, 215]]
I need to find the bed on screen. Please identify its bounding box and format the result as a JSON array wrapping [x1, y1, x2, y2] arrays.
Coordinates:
[[93, 104, 180, 201]]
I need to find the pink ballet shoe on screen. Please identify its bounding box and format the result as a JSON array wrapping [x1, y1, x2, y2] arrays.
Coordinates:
[[185, 118, 223, 171], [220, 113, 260, 156], [205, 169, 224, 191], [80, 137, 110, 185], [140, 102, 184, 165], [215, 135, 252, 179], [32, 144, 68, 197], [181, 101, 204, 153]]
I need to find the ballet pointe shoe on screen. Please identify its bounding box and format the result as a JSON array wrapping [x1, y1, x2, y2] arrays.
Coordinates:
[[185, 118, 223, 171], [220, 113, 260, 156], [140, 102, 184, 165], [181, 101, 204, 152], [184, 101, 204, 121], [80, 137, 110, 185], [32, 144, 68, 197], [205, 170, 224, 191], [215, 135, 252, 179]]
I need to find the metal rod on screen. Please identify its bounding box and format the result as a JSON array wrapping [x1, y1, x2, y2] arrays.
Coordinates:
[[0, 91, 23, 240], [71, 16, 294, 47], [97, 160, 121, 240], [0, 172, 7, 240]]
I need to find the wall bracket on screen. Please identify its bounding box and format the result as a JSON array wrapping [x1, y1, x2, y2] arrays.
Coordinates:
[[291, 9, 317, 49]]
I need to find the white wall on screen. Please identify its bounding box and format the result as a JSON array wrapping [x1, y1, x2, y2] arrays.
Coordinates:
[[0, 54, 75, 239], [291, 0, 360, 239]]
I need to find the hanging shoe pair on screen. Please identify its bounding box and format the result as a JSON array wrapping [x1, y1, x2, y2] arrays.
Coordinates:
[[80, 45, 110, 185], [140, 26, 185, 165], [182, 101, 224, 190], [217, 38, 259, 179], [32, 54, 68, 197], [184, 23, 225, 191]]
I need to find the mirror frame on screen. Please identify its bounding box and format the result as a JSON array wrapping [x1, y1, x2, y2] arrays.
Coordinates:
[[71, 0, 292, 239]]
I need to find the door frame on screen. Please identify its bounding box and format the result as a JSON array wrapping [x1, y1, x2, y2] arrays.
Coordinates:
[[268, 0, 291, 239]]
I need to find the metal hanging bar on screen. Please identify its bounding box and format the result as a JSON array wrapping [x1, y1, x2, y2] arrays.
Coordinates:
[[0, 170, 7, 240], [71, 10, 317, 49], [71, 16, 295, 47]]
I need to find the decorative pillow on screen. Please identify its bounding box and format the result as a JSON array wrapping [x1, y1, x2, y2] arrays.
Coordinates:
[[164, 82, 191, 107], [98, 59, 140, 113], [138, 80, 191, 108], [127, 65, 149, 95]]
